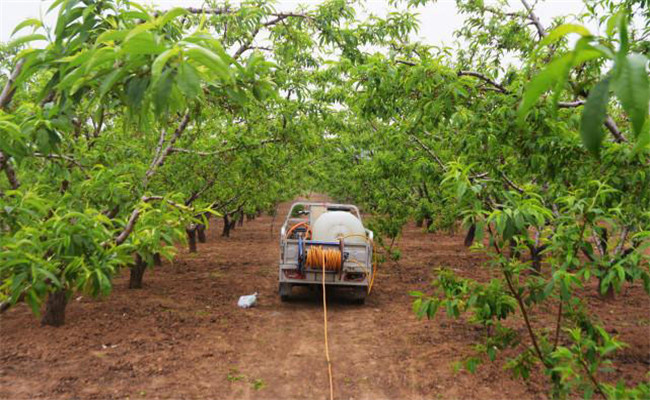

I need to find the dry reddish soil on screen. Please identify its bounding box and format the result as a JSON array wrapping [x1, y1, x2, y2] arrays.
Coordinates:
[[1, 197, 649, 400]]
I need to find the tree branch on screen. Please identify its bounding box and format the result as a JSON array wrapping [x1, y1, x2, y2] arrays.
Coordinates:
[[557, 100, 585, 108], [408, 133, 446, 170], [604, 116, 627, 143], [487, 224, 551, 368], [614, 226, 630, 256], [185, 178, 216, 206], [499, 170, 524, 193], [115, 206, 141, 245], [0, 60, 26, 191], [170, 138, 281, 156], [33, 152, 84, 169], [0, 151, 20, 189], [557, 101, 627, 143], [113, 195, 190, 245], [458, 71, 508, 94], [143, 112, 191, 187], [520, 0, 547, 39], [0, 59, 25, 110]]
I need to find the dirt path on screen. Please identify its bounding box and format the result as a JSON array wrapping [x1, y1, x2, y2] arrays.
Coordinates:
[[1, 198, 648, 399]]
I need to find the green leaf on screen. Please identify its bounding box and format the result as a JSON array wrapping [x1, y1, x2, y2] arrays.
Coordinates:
[[176, 62, 201, 98], [11, 18, 43, 37], [539, 24, 591, 48], [25, 290, 41, 317], [580, 77, 611, 155], [613, 54, 650, 137], [152, 47, 180, 82], [518, 54, 572, 124], [8, 34, 47, 49], [159, 7, 188, 27], [124, 22, 155, 43], [618, 14, 629, 56], [99, 68, 125, 98], [85, 47, 117, 73], [633, 119, 650, 154], [96, 29, 128, 44], [518, 49, 603, 124], [606, 12, 624, 38], [186, 46, 231, 82], [47, 0, 66, 14], [153, 69, 174, 114], [125, 76, 150, 110], [122, 32, 163, 56]]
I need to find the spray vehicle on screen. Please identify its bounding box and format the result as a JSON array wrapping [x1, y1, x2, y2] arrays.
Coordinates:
[[278, 202, 375, 303]]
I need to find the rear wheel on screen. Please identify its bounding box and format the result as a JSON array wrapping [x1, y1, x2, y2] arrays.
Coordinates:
[[353, 286, 367, 304], [279, 283, 292, 301]]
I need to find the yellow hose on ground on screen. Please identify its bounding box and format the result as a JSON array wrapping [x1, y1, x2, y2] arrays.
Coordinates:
[[322, 250, 334, 400]]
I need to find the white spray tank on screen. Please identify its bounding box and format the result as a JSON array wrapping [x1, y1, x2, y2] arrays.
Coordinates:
[[311, 211, 366, 244]]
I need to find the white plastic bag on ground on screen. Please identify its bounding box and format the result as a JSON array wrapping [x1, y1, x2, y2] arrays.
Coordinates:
[[237, 292, 258, 308]]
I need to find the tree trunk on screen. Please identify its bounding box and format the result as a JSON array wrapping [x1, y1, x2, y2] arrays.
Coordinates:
[[222, 214, 230, 237], [197, 224, 207, 243], [531, 251, 542, 275], [464, 224, 476, 247], [187, 227, 197, 252], [153, 253, 162, 266], [41, 289, 68, 327], [415, 218, 423, 228], [129, 254, 147, 289], [238, 210, 244, 226], [424, 217, 433, 230]]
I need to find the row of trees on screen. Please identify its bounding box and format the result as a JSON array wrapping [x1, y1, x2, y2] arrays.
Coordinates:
[[1, 0, 648, 397], [314, 0, 650, 398], [0, 0, 379, 325]]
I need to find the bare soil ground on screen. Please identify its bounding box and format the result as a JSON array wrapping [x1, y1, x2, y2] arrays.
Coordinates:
[[1, 197, 649, 400]]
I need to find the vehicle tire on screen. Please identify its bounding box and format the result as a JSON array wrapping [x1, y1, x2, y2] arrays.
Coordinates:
[[279, 283, 292, 301], [353, 286, 367, 304]]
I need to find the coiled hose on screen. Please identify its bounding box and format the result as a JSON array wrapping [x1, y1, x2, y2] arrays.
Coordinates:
[[305, 246, 342, 272]]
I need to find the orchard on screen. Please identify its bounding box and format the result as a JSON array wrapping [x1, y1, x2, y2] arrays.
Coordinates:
[[0, 0, 648, 399]]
